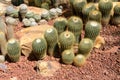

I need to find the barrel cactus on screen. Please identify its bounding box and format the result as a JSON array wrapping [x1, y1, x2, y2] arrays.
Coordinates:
[[78, 38, 93, 57], [62, 49, 75, 65], [73, 54, 86, 67], [88, 10, 102, 23], [32, 38, 47, 60], [67, 16, 83, 44], [41, 10, 51, 20], [7, 39, 21, 62], [44, 28, 58, 56], [22, 18, 31, 27], [19, 4, 28, 19], [111, 3, 120, 26], [85, 21, 102, 42], [54, 17, 67, 35], [98, 0, 113, 25], [34, 0, 42, 7], [33, 14, 41, 22], [73, 0, 87, 17], [0, 31, 7, 56], [59, 31, 75, 52], [82, 3, 96, 23], [41, 2, 50, 10], [25, 11, 34, 19]]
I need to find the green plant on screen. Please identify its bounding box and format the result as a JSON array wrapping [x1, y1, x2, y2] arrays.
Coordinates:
[[59, 31, 75, 52], [67, 16, 83, 44], [44, 27, 58, 56], [78, 38, 93, 57], [7, 38, 21, 62], [62, 49, 75, 65], [82, 3, 96, 23], [0, 31, 7, 56], [11, 0, 24, 6], [34, 0, 42, 7], [73, 54, 86, 67], [85, 21, 102, 42], [54, 17, 67, 35], [25, 11, 34, 19], [32, 38, 47, 60], [88, 10, 102, 23], [33, 14, 41, 22], [41, 2, 50, 10], [22, 18, 31, 27]]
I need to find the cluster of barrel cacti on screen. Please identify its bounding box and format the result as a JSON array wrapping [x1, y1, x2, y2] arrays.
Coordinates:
[[70, 0, 120, 26]]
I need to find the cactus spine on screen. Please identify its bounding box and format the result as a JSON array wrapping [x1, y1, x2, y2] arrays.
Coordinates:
[[73, 54, 86, 67], [0, 31, 7, 56], [32, 38, 47, 60], [7, 39, 21, 62], [67, 16, 83, 44], [44, 28, 58, 56], [54, 17, 67, 35], [98, 0, 113, 25], [88, 10, 102, 23], [62, 49, 75, 65], [78, 38, 93, 57], [59, 31, 75, 52], [85, 21, 102, 42]]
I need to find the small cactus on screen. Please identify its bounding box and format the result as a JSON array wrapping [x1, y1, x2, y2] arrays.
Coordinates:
[[7, 39, 21, 62], [32, 38, 47, 60], [98, 0, 113, 25], [67, 16, 83, 44], [59, 31, 75, 52], [62, 49, 75, 65], [22, 18, 31, 27], [41, 10, 51, 20], [33, 14, 41, 22], [44, 28, 58, 56], [82, 3, 96, 23], [88, 10, 102, 23], [49, 8, 58, 19], [25, 11, 34, 19], [78, 38, 93, 57], [73, 0, 87, 17], [0, 31, 7, 56], [85, 21, 102, 42], [41, 2, 50, 10], [19, 4, 28, 19], [73, 54, 86, 67], [54, 17, 67, 35]]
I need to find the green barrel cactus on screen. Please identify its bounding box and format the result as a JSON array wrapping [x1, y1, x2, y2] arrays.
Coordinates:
[[19, 4, 28, 19], [33, 14, 41, 22], [7, 39, 21, 62], [73, 54, 86, 67], [54, 17, 67, 35], [32, 38, 47, 60], [67, 16, 83, 44], [78, 38, 93, 57], [82, 3, 96, 23], [41, 10, 51, 20], [85, 21, 102, 42], [44, 28, 58, 56], [73, 0, 87, 17], [41, 2, 50, 10], [11, 0, 24, 6], [59, 31, 75, 52], [34, 0, 42, 7], [88, 10, 102, 23], [25, 11, 34, 19], [98, 0, 113, 25], [111, 3, 120, 26], [22, 18, 31, 27], [62, 49, 75, 65], [0, 31, 7, 56]]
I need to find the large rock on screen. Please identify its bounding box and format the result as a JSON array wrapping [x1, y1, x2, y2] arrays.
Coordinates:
[[15, 25, 53, 57]]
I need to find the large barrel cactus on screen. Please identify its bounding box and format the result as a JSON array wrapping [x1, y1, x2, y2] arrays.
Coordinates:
[[85, 21, 102, 42], [44, 27, 58, 56], [67, 16, 83, 44], [98, 0, 113, 25], [54, 17, 67, 35], [32, 38, 47, 60], [7, 39, 21, 62], [62, 49, 75, 65], [111, 3, 120, 26], [73, 0, 87, 17], [82, 3, 96, 23], [78, 38, 93, 57], [0, 31, 7, 56], [88, 10, 102, 23], [73, 54, 86, 67], [59, 31, 75, 52]]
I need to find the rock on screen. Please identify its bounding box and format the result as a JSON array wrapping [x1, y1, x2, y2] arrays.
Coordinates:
[[15, 24, 52, 57], [36, 60, 60, 77]]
